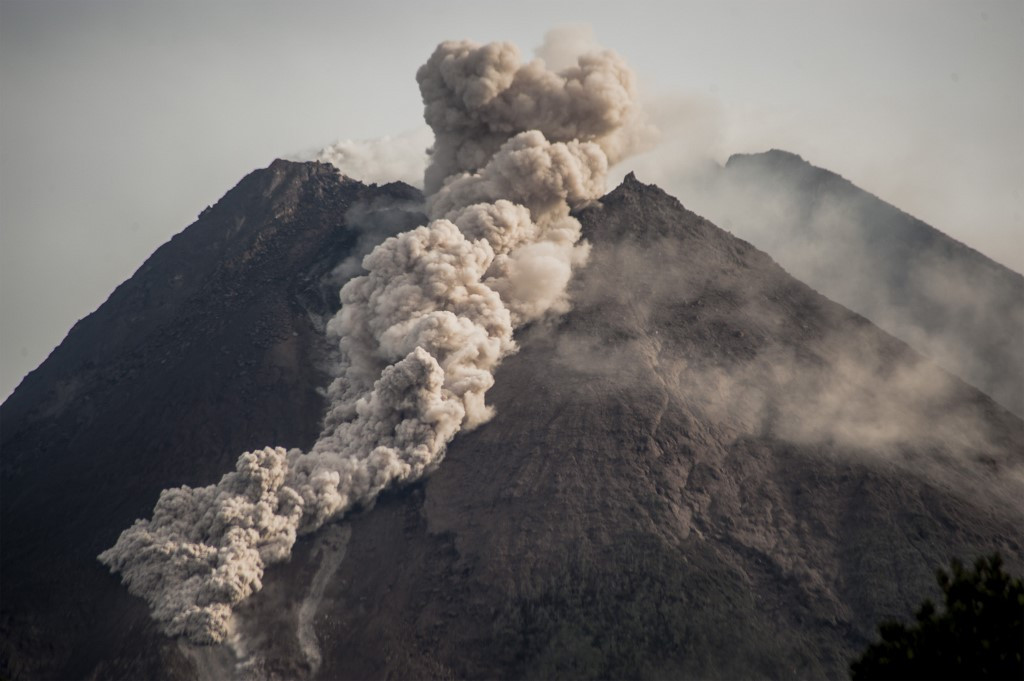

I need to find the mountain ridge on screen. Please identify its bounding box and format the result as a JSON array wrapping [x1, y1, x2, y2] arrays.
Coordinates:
[[689, 149, 1024, 416], [728, 149, 1023, 277]]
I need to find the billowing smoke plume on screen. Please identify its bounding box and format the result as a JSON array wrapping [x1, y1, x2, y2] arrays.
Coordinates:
[[315, 127, 431, 188], [99, 38, 647, 643]]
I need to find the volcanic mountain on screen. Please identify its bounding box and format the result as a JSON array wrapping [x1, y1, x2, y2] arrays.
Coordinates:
[[2, 161, 1021, 680], [682, 149, 1024, 416]]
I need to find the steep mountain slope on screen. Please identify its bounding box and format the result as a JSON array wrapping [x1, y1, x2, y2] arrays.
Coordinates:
[[2, 164, 1021, 680], [0, 160, 422, 680], [682, 149, 1024, 416]]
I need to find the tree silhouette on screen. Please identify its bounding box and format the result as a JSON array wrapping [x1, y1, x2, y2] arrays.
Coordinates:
[[851, 554, 1023, 680]]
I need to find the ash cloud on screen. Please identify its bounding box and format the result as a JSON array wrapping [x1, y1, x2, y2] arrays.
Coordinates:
[[100, 37, 647, 644], [534, 25, 601, 72], [418, 37, 653, 195], [326, 196, 426, 286]]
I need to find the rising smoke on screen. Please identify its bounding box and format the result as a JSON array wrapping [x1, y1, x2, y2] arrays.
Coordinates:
[[315, 127, 431, 188], [99, 37, 648, 644]]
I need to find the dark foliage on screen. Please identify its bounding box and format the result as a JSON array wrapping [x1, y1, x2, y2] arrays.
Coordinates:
[[851, 554, 1024, 680]]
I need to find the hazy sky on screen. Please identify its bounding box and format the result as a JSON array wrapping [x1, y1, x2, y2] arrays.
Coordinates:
[[1, 0, 1021, 399]]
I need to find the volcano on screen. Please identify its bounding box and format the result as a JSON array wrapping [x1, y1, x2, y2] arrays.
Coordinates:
[[2, 160, 1021, 680], [685, 149, 1024, 417]]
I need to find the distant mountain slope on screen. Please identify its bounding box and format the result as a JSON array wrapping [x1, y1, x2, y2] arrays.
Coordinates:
[[682, 149, 1024, 416], [2, 165, 1021, 680]]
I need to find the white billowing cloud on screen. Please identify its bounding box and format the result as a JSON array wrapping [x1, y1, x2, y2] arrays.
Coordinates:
[[98, 447, 303, 641], [316, 127, 432, 187], [99, 37, 648, 644], [417, 38, 653, 194]]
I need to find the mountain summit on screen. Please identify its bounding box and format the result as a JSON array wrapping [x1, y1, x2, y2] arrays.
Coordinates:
[[2, 161, 1021, 680], [686, 149, 1024, 416]]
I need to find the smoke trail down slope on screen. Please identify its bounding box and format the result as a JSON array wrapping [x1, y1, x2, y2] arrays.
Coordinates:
[[98, 38, 646, 644]]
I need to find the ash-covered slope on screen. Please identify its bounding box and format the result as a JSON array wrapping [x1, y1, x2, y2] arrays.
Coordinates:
[[0, 160, 422, 680], [2, 165, 1021, 681], [684, 149, 1024, 416], [281, 173, 1022, 680]]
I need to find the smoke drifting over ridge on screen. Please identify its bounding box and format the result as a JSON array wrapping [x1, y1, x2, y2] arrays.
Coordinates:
[[98, 38, 647, 643], [315, 127, 431, 188]]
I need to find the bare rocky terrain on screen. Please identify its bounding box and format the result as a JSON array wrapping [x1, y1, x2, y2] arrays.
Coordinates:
[[2, 162, 1021, 680]]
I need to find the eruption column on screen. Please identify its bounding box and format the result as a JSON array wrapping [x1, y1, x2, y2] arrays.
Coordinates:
[[99, 37, 647, 644]]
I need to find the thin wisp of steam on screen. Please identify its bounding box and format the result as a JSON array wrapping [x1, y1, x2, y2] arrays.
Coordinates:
[[98, 37, 648, 644]]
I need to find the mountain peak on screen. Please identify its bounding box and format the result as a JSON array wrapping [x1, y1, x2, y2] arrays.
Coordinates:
[[726, 148, 807, 168], [584, 171, 743, 252], [608, 170, 668, 198], [598, 171, 686, 212], [701, 148, 1024, 415]]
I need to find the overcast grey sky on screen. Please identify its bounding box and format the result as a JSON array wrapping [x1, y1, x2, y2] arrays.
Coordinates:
[[1, 0, 1021, 399]]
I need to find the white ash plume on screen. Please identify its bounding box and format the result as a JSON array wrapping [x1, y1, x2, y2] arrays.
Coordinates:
[[418, 39, 651, 194], [535, 25, 602, 72], [99, 447, 303, 642], [99, 37, 647, 644], [315, 127, 431, 188]]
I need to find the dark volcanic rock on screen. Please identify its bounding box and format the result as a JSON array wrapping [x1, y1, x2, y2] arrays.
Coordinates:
[[0, 160, 423, 680], [2, 163, 1021, 680], [686, 149, 1024, 416]]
